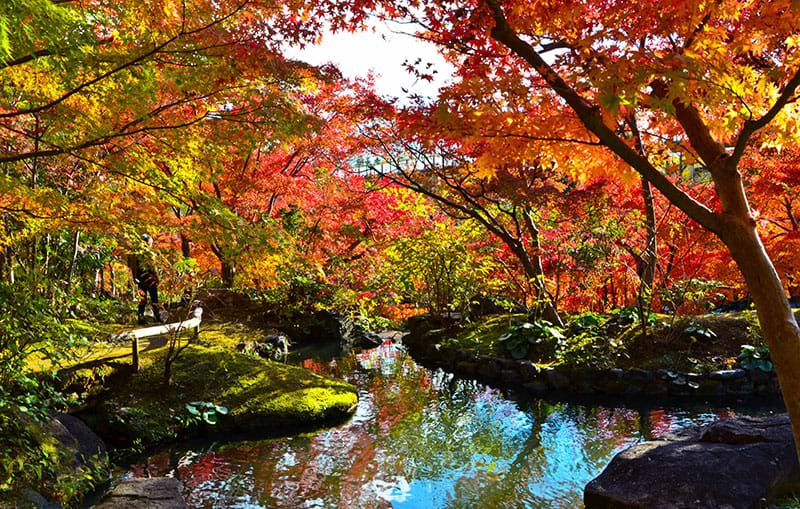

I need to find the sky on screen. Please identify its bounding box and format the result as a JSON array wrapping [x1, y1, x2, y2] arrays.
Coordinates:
[[289, 22, 454, 101]]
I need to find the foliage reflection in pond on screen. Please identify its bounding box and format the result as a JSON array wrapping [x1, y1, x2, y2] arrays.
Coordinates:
[[120, 342, 778, 508]]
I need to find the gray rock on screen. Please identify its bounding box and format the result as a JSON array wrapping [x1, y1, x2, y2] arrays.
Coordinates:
[[500, 369, 522, 385], [584, 414, 799, 508], [522, 381, 548, 394], [44, 414, 109, 484], [19, 489, 62, 509], [93, 478, 187, 509], [455, 361, 478, 376], [352, 331, 382, 350], [625, 369, 654, 383], [517, 361, 540, 380], [54, 413, 108, 469], [747, 368, 771, 384], [708, 369, 747, 380]]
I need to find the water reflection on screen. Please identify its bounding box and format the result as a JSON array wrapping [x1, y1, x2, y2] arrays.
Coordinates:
[[120, 341, 780, 508]]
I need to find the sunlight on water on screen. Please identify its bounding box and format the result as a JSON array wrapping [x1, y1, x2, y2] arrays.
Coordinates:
[[119, 341, 777, 508]]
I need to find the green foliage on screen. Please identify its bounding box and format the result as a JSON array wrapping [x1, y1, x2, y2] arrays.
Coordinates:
[[738, 344, 773, 372], [610, 306, 656, 326], [660, 278, 723, 313], [498, 320, 565, 360], [0, 410, 107, 505], [556, 312, 622, 368], [182, 401, 229, 426], [379, 220, 502, 316]]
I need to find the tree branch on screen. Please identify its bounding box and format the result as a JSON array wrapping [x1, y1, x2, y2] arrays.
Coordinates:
[[730, 66, 800, 167], [483, 0, 721, 234]]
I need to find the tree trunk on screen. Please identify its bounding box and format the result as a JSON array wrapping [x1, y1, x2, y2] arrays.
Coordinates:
[[66, 231, 80, 290], [180, 234, 191, 258], [210, 242, 235, 287], [722, 219, 800, 458], [220, 260, 234, 288], [640, 177, 657, 297], [520, 211, 563, 326]]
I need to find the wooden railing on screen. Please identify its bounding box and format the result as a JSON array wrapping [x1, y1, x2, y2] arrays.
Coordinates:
[[114, 307, 203, 372]]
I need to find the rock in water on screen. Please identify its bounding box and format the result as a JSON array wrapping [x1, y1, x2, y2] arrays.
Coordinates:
[[584, 414, 800, 509], [93, 478, 187, 509]]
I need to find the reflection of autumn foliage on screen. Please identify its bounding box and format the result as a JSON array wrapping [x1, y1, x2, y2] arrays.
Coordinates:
[[122, 345, 751, 507], [302, 358, 326, 374]]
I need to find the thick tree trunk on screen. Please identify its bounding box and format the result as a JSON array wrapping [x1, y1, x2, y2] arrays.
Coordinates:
[[722, 220, 800, 459], [210, 242, 235, 287]]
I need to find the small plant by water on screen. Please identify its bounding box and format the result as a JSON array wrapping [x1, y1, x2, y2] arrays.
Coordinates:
[[738, 344, 773, 372], [182, 401, 229, 426]]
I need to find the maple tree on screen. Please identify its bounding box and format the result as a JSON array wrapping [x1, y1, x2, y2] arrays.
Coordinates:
[[360, 110, 566, 324], [306, 0, 800, 452]]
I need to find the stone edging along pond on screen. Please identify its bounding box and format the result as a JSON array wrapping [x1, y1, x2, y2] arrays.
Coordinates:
[[403, 326, 781, 400]]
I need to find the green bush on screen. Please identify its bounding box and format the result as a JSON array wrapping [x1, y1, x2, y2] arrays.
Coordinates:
[[498, 320, 565, 361], [0, 281, 86, 499]]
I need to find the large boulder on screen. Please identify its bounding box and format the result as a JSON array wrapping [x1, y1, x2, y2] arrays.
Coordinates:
[[44, 413, 109, 486], [282, 310, 353, 345], [584, 414, 800, 508], [51, 414, 108, 469], [92, 478, 187, 509]]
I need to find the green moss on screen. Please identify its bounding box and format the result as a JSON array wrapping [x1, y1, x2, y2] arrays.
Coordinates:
[[100, 343, 357, 448], [440, 314, 527, 356]]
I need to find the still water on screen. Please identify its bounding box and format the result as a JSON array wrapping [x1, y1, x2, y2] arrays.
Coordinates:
[[119, 340, 780, 508]]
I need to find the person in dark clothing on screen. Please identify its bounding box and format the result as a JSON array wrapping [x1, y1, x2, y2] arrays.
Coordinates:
[[128, 234, 162, 324]]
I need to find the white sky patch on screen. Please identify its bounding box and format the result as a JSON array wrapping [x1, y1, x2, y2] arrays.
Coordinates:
[[289, 22, 454, 101]]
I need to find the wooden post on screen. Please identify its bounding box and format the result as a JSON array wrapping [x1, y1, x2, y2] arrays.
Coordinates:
[[132, 337, 140, 373]]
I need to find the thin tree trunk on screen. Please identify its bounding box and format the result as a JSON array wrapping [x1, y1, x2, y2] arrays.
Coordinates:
[[521, 210, 563, 326], [66, 231, 80, 290], [110, 263, 116, 297]]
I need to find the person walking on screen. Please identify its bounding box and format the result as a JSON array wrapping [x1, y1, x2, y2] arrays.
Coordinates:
[[128, 233, 163, 324]]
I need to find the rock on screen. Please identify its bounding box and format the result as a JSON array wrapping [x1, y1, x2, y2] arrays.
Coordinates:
[[455, 361, 478, 376], [544, 367, 570, 390], [52, 414, 108, 470], [93, 478, 187, 509], [18, 489, 62, 509], [468, 294, 525, 317], [237, 335, 290, 359], [352, 331, 382, 350], [584, 414, 799, 509], [311, 310, 353, 343], [517, 361, 540, 381], [708, 369, 747, 380], [747, 368, 771, 384]]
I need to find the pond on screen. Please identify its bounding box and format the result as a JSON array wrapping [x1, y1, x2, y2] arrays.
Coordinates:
[[116, 339, 782, 508]]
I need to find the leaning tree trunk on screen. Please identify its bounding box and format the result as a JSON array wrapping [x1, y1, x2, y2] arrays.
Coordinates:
[[722, 219, 800, 455], [520, 211, 564, 327], [513, 244, 563, 327]]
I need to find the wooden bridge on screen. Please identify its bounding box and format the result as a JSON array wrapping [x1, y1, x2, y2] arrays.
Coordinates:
[[114, 307, 203, 372]]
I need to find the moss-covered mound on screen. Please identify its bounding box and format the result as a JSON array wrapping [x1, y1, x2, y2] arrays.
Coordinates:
[[95, 343, 357, 449], [436, 310, 772, 373]]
